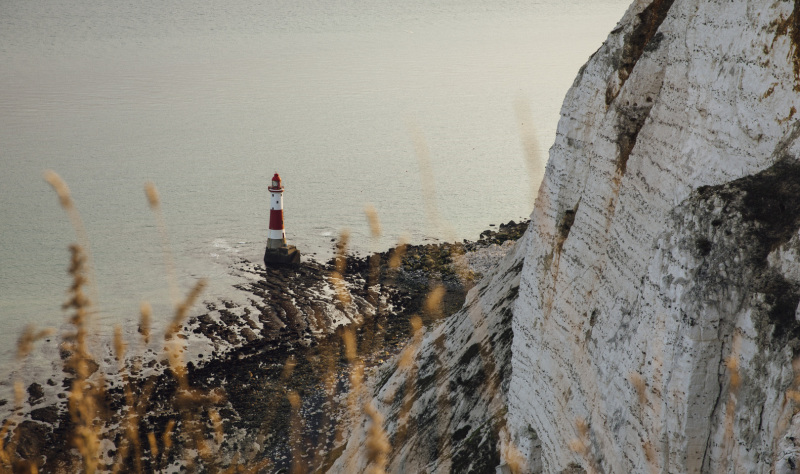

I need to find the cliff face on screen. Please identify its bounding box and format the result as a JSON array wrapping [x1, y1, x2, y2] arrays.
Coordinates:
[[330, 0, 800, 472], [330, 236, 527, 473], [509, 0, 800, 472]]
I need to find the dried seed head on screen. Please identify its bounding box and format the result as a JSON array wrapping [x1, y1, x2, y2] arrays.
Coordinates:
[[17, 325, 54, 360], [364, 205, 382, 238], [424, 286, 445, 317], [113, 326, 127, 363], [628, 372, 647, 406], [787, 390, 800, 403], [281, 356, 297, 381], [163, 420, 176, 451], [364, 401, 390, 474], [575, 418, 589, 438], [568, 438, 587, 454], [139, 301, 152, 345], [410, 316, 423, 335], [335, 230, 350, 271], [43, 170, 74, 210], [342, 329, 357, 363], [144, 182, 160, 209], [398, 347, 414, 370], [166, 279, 206, 340], [514, 94, 544, 207], [502, 441, 526, 474], [726, 355, 741, 390], [14, 381, 24, 408], [209, 409, 224, 444], [287, 391, 301, 410], [388, 242, 407, 269], [147, 432, 158, 457]]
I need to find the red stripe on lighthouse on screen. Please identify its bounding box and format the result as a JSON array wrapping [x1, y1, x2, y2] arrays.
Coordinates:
[[269, 209, 284, 230]]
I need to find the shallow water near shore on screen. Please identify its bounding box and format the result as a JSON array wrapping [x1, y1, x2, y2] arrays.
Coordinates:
[[0, 0, 630, 369]]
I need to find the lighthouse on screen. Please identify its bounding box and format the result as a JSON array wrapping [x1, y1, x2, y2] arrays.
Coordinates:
[[263, 172, 301, 266]]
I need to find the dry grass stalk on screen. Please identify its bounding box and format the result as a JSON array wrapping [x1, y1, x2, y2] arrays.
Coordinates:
[[408, 123, 441, 229], [514, 95, 544, 208], [143, 180, 234, 470], [44, 171, 100, 308], [0, 420, 16, 470], [364, 401, 390, 474], [139, 302, 152, 346], [282, 355, 298, 380], [343, 329, 358, 364], [144, 182, 180, 305], [308, 340, 341, 470], [0, 375, 31, 471], [721, 334, 743, 471], [407, 123, 457, 242], [423, 285, 445, 323], [365, 205, 382, 238], [166, 280, 206, 343], [341, 325, 393, 470], [61, 244, 103, 474], [287, 390, 306, 474], [388, 240, 407, 270], [502, 440, 526, 474], [643, 441, 658, 474], [628, 372, 647, 407], [163, 419, 176, 452], [209, 409, 225, 445], [392, 316, 424, 449], [113, 326, 127, 363], [568, 418, 599, 474], [331, 231, 352, 306], [16, 326, 55, 361], [111, 323, 152, 473], [147, 432, 159, 459]]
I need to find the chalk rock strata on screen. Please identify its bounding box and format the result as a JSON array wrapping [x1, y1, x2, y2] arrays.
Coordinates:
[[329, 0, 800, 472], [328, 232, 528, 473], [509, 0, 800, 472]]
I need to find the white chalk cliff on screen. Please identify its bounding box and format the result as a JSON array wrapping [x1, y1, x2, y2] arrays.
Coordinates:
[[330, 0, 800, 472]]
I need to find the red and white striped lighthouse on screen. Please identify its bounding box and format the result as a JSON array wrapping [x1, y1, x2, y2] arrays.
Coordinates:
[[267, 173, 287, 249], [264, 172, 300, 266]]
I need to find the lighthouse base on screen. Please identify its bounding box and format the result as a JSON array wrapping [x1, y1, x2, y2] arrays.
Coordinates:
[[263, 245, 301, 267]]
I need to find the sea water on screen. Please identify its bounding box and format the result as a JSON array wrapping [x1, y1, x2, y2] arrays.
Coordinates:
[[0, 0, 630, 368]]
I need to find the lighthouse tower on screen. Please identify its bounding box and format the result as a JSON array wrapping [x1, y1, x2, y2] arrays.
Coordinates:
[[263, 172, 300, 266], [267, 173, 287, 249]]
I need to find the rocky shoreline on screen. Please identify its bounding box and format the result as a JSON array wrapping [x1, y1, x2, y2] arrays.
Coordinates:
[[2, 219, 528, 472]]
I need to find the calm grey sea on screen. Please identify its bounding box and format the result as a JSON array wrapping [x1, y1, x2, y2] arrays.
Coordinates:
[[0, 0, 630, 366]]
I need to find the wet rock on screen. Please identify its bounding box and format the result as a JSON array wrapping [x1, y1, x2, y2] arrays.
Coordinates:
[[30, 405, 59, 424], [27, 383, 44, 405], [240, 328, 258, 343], [14, 421, 48, 464]]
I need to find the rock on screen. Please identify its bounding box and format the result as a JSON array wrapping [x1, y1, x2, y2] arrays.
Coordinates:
[[61, 358, 99, 377], [30, 405, 59, 424], [14, 421, 47, 464], [240, 328, 258, 343], [27, 383, 44, 405]]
